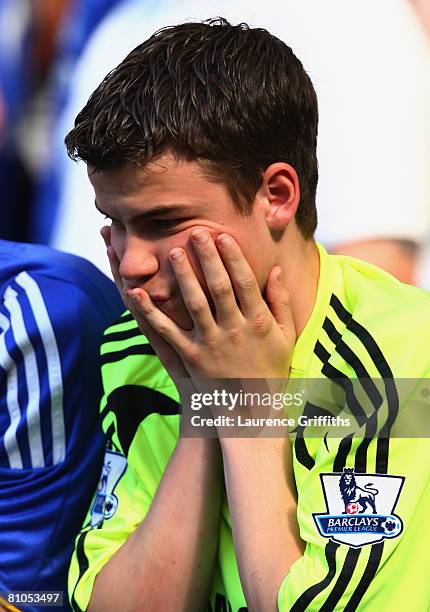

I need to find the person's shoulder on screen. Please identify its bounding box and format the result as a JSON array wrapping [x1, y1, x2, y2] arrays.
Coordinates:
[[0, 239, 109, 284], [0, 241, 123, 339], [331, 253, 430, 375], [334, 252, 430, 312], [99, 311, 180, 418], [100, 310, 179, 396], [0, 241, 122, 306], [98, 311, 180, 459]]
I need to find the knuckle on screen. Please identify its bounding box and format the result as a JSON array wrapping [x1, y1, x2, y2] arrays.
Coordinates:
[[156, 323, 169, 337], [204, 332, 223, 354], [227, 326, 243, 345], [185, 347, 201, 366], [282, 293, 292, 307], [212, 282, 231, 300], [200, 250, 214, 263], [251, 310, 270, 332], [188, 300, 206, 317], [227, 249, 241, 263], [238, 276, 256, 291]]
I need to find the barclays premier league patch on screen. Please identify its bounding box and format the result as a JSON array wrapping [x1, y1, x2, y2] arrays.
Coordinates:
[[313, 468, 404, 547], [91, 449, 127, 528]]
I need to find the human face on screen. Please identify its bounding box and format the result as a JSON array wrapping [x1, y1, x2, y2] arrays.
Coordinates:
[[89, 154, 276, 329]]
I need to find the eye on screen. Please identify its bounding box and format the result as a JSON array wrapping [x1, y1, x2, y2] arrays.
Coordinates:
[[151, 219, 182, 232]]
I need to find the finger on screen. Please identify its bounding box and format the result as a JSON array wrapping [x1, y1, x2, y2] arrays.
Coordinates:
[[147, 333, 189, 379], [190, 230, 239, 325], [126, 301, 189, 378], [168, 247, 216, 333], [128, 288, 194, 357], [215, 233, 267, 319], [265, 266, 295, 340]]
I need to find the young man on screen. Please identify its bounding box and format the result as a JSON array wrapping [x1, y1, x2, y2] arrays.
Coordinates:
[[66, 19, 430, 611]]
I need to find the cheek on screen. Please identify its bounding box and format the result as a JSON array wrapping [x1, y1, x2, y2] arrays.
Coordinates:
[[238, 245, 270, 294]]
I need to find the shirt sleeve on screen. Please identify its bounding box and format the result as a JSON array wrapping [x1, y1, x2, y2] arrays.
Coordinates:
[[0, 269, 121, 597]]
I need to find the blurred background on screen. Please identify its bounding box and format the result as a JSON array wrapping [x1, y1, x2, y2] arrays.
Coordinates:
[[1, 0, 429, 286]]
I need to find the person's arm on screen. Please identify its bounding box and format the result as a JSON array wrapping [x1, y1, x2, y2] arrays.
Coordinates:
[[220, 437, 303, 612], [89, 437, 222, 612]]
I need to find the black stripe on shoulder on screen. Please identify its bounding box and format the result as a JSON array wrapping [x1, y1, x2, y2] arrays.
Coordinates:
[[318, 547, 362, 611], [323, 317, 373, 375], [106, 311, 135, 330], [293, 340, 345, 473], [70, 530, 90, 612], [322, 318, 384, 407], [296, 297, 391, 612], [375, 437, 391, 474], [315, 325, 378, 473], [105, 423, 118, 452], [101, 384, 180, 455], [330, 295, 393, 378], [295, 335, 371, 472], [315, 341, 368, 428], [314, 339, 331, 364], [100, 343, 156, 366], [329, 294, 352, 325], [329, 294, 399, 474], [293, 402, 336, 471], [343, 543, 384, 611], [290, 542, 340, 611], [294, 435, 315, 470], [103, 326, 141, 344], [333, 435, 353, 473]]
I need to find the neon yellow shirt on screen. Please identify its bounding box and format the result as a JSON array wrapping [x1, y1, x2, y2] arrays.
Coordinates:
[[69, 245, 430, 611]]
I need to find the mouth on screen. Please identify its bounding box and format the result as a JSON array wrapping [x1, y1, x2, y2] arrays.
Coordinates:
[[149, 295, 173, 305], [146, 293, 194, 330]]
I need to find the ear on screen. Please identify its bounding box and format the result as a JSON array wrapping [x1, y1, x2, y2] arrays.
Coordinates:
[[262, 163, 300, 231]]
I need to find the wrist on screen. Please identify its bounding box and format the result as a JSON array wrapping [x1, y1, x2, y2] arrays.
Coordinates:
[[176, 435, 223, 466]]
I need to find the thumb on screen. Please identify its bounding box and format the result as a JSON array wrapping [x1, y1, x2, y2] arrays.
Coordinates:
[[265, 266, 295, 340]]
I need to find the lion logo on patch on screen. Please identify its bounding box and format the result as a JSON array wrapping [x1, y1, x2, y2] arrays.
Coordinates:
[[339, 468, 379, 514]]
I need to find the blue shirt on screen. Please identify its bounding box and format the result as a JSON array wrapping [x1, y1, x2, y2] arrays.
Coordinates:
[[0, 240, 123, 610]]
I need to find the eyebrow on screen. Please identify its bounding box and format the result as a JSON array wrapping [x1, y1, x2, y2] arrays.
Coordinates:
[[94, 199, 191, 221]]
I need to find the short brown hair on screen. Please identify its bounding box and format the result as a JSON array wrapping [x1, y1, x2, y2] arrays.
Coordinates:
[[65, 18, 318, 237]]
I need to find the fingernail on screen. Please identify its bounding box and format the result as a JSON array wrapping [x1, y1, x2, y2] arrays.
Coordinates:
[[192, 231, 208, 243], [170, 249, 184, 262], [218, 234, 232, 246], [276, 268, 282, 282]]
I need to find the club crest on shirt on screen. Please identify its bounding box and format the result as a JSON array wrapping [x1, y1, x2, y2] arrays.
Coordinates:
[[313, 468, 405, 547], [90, 449, 127, 528]]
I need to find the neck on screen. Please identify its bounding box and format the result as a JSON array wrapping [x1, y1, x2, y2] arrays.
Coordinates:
[[279, 236, 320, 338]]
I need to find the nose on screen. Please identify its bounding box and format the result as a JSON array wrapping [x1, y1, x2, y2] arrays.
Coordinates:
[[118, 235, 159, 288]]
